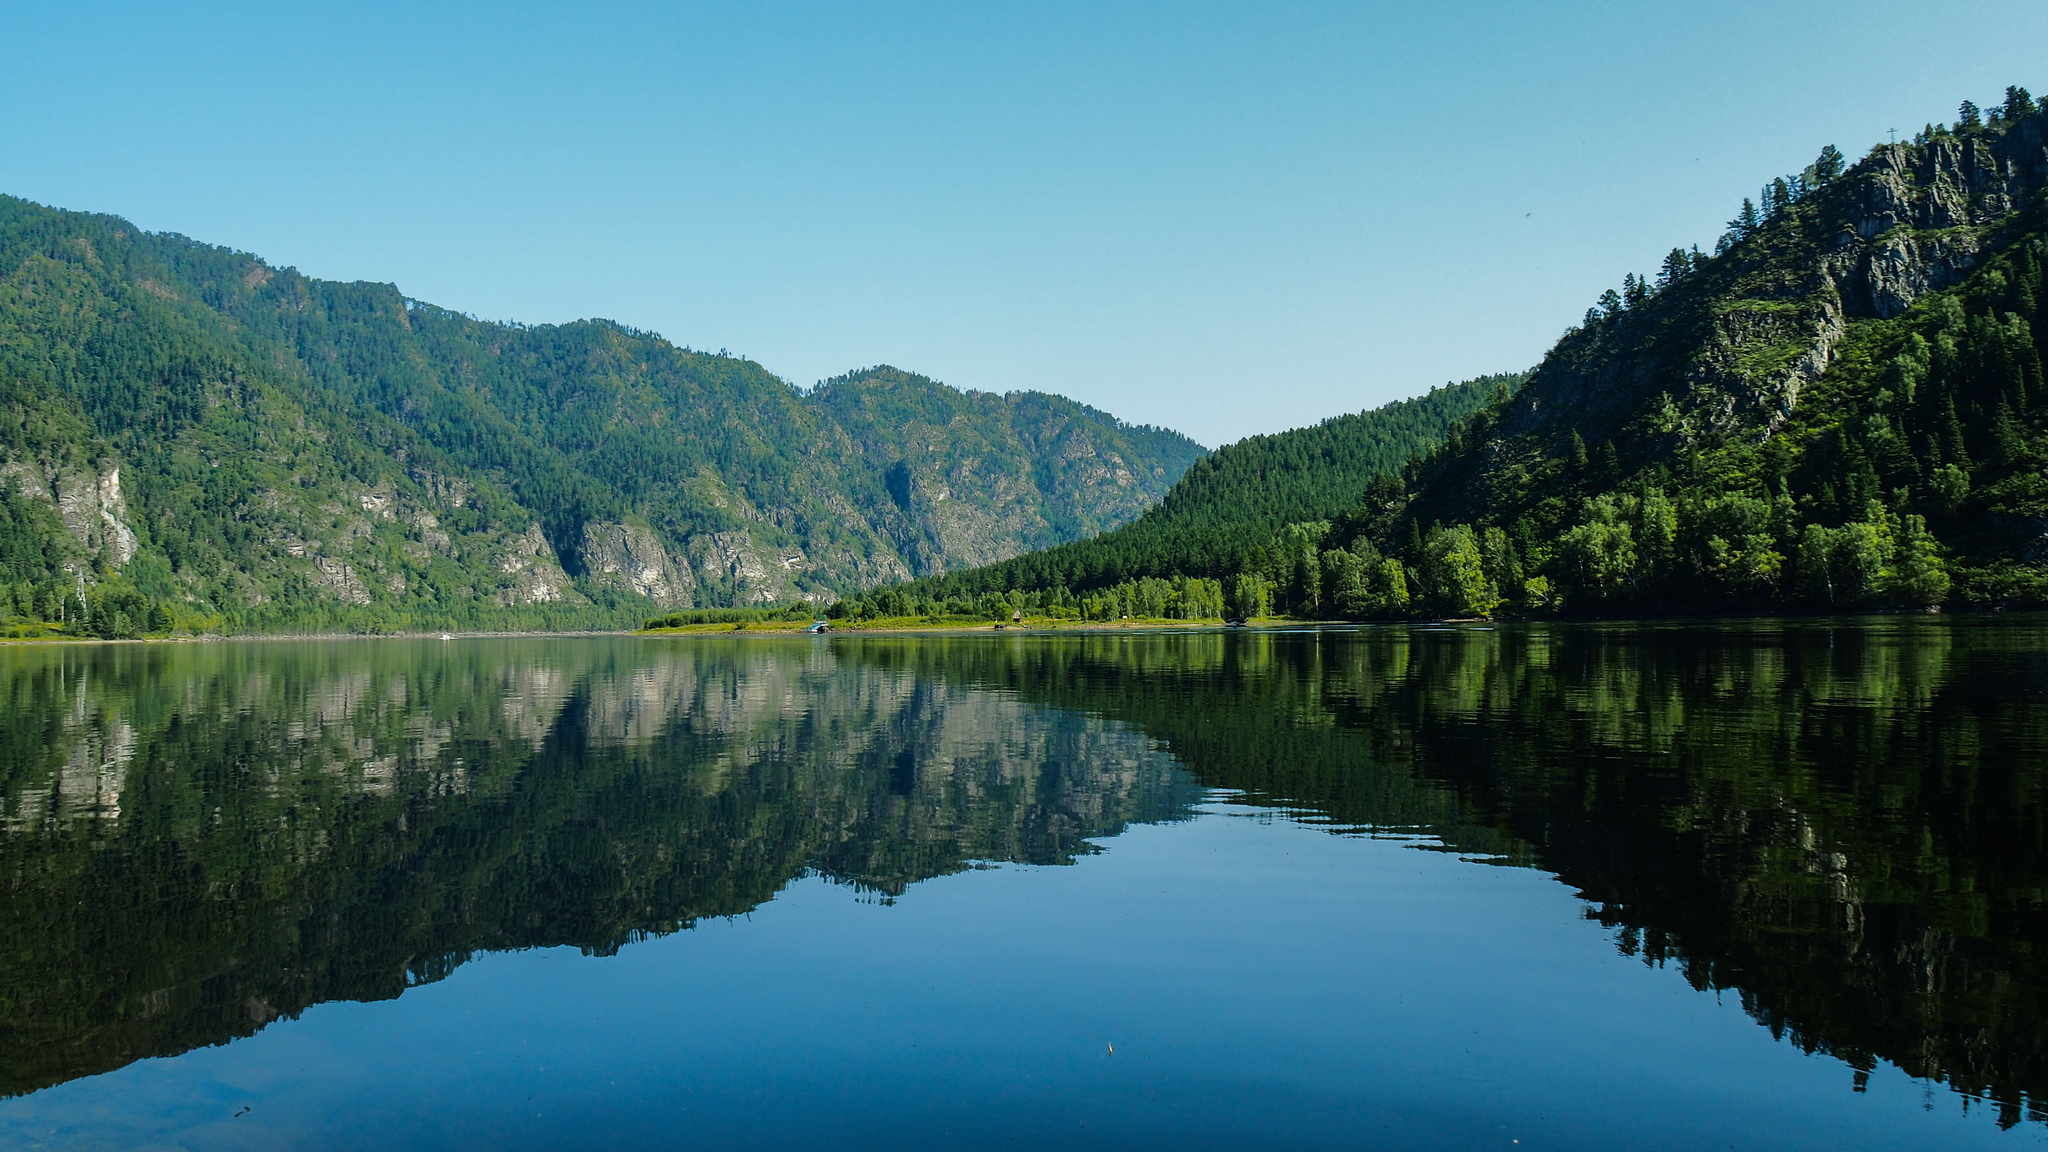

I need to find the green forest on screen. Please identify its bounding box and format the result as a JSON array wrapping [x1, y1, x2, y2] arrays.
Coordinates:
[[838, 88, 2048, 622], [0, 199, 1202, 637], [831, 373, 1515, 621]]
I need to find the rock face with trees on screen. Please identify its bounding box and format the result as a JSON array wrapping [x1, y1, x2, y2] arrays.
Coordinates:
[[830, 374, 1514, 621], [840, 88, 2048, 621], [0, 200, 1203, 635]]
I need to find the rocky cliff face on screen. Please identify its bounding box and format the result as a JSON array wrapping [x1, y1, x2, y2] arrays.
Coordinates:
[[497, 524, 575, 606], [1423, 108, 2048, 524], [574, 519, 815, 607], [579, 521, 693, 607], [806, 368, 1203, 577], [0, 455, 139, 573]]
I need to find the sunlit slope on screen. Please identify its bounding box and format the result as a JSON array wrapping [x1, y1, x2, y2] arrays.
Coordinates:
[[1384, 93, 2048, 613], [836, 371, 1516, 613], [0, 196, 1203, 632]]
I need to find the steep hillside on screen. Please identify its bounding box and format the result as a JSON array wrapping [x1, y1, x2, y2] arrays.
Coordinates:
[[0, 197, 1201, 634], [807, 366, 1202, 570], [1377, 88, 2048, 615], [834, 372, 1514, 619]]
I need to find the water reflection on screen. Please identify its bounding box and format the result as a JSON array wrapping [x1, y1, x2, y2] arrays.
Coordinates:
[[0, 639, 1199, 1097], [914, 620, 2048, 1127], [2, 620, 2044, 1128]]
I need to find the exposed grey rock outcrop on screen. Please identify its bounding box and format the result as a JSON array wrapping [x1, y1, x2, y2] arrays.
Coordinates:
[[497, 524, 577, 606], [0, 456, 140, 570], [58, 469, 140, 565], [581, 521, 695, 607], [684, 530, 797, 605], [1503, 109, 2048, 462], [308, 556, 372, 605]]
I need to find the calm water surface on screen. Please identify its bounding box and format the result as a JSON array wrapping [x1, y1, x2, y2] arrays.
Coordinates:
[[1, 620, 2045, 1149]]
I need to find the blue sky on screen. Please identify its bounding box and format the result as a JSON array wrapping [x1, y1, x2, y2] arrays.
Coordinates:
[[4, 2, 2045, 447]]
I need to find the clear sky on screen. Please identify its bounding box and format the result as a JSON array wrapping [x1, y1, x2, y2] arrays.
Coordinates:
[[4, 2, 2045, 447]]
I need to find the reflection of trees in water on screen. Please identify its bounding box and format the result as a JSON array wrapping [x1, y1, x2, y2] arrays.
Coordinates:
[[945, 621, 2048, 1128], [0, 639, 1199, 1098], [5, 623, 2042, 1124]]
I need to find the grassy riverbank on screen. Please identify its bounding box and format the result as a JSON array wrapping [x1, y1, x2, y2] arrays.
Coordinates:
[[640, 614, 1250, 636]]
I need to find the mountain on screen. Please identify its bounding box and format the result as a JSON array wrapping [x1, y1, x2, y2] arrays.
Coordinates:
[[0, 196, 1203, 635], [839, 87, 2048, 622], [1375, 89, 2048, 616], [833, 372, 1515, 619]]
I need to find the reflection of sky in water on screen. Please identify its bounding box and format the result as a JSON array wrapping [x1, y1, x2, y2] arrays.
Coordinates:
[[2, 807, 2002, 1151], [0, 623, 2041, 1148]]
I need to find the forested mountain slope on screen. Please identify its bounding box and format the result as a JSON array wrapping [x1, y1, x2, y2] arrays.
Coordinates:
[[834, 373, 1514, 619], [0, 196, 1201, 634], [1378, 88, 2048, 616], [835, 87, 2048, 623]]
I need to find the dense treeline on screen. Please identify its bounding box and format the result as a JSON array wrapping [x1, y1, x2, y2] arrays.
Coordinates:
[[838, 90, 2048, 621], [827, 573, 1229, 624], [832, 374, 1514, 620], [640, 604, 820, 628]]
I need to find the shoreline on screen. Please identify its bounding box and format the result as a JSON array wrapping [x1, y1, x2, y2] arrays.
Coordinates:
[[0, 604, 2026, 647]]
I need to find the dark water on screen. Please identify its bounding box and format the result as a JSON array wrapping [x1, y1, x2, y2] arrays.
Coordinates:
[[1, 620, 2045, 1150]]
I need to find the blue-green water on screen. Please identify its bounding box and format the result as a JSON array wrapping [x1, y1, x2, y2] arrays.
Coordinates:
[[1, 621, 2044, 1149]]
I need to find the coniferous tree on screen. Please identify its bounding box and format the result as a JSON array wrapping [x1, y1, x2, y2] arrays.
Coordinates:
[[1729, 198, 1761, 239], [1597, 441, 1621, 482], [1657, 248, 1691, 288], [1959, 99, 1982, 129], [1812, 144, 1844, 185]]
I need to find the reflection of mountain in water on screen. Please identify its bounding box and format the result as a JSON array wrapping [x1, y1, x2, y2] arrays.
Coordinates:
[[6, 624, 2045, 1126], [0, 639, 1200, 1097], [937, 622, 2048, 1129]]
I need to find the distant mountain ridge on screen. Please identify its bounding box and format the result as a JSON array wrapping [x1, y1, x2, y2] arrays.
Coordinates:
[[834, 373, 1514, 618], [0, 196, 1204, 633]]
